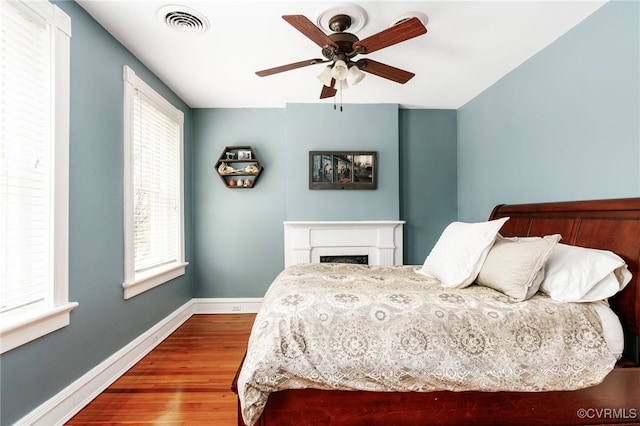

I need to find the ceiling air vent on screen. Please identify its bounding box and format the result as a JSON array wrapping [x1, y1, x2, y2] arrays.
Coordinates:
[[158, 5, 210, 35]]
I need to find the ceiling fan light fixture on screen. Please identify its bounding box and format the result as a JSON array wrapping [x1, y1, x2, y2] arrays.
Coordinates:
[[317, 66, 333, 86], [331, 60, 349, 81], [336, 79, 349, 91], [346, 65, 365, 87], [255, 12, 427, 102]]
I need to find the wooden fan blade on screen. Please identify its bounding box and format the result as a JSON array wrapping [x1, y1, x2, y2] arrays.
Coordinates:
[[256, 58, 328, 77], [355, 59, 415, 84], [283, 15, 338, 49], [352, 17, 426, 54], [320, 78, 337, 99]]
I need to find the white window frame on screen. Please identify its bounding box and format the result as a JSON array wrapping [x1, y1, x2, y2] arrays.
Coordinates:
[[0, 0, 77, 354], [122, 66, 187, 299]]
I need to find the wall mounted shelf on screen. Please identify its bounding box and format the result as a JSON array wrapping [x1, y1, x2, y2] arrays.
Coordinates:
[[214, 146, 263, 188]]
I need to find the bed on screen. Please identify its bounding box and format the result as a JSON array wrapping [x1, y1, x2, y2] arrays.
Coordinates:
[[232, 197, 640, 425]]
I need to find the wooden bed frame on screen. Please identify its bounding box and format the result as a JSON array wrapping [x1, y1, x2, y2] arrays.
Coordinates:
[[232, 198, 640, 425]]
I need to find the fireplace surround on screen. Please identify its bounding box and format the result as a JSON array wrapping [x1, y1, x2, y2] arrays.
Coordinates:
[[283, 221, 405, 267]]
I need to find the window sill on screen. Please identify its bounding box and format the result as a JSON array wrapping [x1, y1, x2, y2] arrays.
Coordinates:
[[0, 302, 79, 354], [122, 261, 189, 299]]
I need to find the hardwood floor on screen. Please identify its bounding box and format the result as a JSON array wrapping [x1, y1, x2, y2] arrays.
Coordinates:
[[66, 314, 256, 425]]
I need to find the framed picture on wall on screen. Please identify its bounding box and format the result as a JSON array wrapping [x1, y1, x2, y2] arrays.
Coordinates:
[[309, 151, 377, 190], [237, 150, 252, 160]]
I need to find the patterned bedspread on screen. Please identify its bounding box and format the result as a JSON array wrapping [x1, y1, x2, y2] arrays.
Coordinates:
[[237, 263, 617, 426]]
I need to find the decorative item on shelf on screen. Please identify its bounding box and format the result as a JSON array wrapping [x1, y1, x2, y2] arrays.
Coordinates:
[[218, 162, 237, 175], [214, 146, 263, 188], [245, 164, 260, 174], [238, 150, 252, 160]]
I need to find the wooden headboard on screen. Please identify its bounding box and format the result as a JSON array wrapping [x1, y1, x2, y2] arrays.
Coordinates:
[[489, 197, 640, 363]]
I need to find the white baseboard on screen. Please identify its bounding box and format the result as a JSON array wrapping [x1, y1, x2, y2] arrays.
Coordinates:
[[193, 297, 263, 314], [15, 297, 262, 426]]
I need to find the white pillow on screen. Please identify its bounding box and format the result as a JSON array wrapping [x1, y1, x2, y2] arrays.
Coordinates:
[[540, 244, 632, 302], [417, 217, 509, 288], [591, 300, 624, 359], [476, 234, 562, 301]]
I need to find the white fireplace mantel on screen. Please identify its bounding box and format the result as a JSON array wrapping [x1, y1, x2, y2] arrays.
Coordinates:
[[283, 221, 405, 267]]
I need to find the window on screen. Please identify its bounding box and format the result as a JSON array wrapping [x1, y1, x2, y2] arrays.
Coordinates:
[[123, 66, 187, 299], [0, 0, 76, 354]]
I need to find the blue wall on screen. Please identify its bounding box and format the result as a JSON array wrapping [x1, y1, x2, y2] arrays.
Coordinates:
[[285, 103, 400, 221], [400, 109, 458, 265], [1, 2, 194, 424], [458, 0, 640, 221], [192, 104, 454, 298], [192, 108, 287, 297]]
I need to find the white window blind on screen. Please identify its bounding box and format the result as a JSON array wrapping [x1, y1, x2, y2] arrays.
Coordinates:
[[0, 0, 52, 314], [132, 91, 180, 271], [0, 0, 76, 354], [123, 66, 186, 299]]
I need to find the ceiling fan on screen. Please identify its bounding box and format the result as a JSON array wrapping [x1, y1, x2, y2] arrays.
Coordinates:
[[255, 13, 427, 99]]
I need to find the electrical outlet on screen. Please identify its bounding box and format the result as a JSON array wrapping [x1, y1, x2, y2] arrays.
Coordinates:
[[231, 305, 241, 312]]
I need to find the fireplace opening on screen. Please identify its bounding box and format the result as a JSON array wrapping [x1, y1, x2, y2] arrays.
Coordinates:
[[320, 255, 368, 265]]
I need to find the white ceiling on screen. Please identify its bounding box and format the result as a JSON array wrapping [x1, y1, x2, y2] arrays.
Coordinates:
[[76, 1, 607, 109]]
